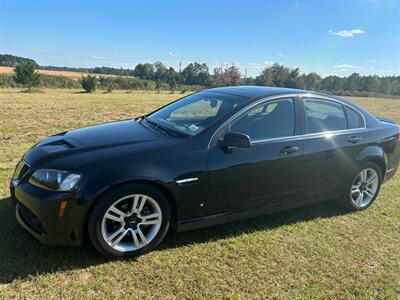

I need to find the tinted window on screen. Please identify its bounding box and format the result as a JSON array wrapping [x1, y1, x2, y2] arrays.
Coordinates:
[[304, 98, 347, 133], [231, 98, 294, 140], [345, 106, 364, 129]]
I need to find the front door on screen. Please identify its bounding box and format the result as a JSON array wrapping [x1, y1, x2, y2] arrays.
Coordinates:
[[205, 97, 304, 215]]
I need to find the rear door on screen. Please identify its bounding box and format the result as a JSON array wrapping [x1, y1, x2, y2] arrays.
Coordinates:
[[299, 97, 366, 200]]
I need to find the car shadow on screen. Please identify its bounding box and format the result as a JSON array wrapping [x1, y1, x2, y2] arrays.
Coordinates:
[[0, 196, 348, 283]]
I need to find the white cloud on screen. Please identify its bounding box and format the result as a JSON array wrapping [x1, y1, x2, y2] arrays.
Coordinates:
[[92, 54, 106, 60], [278, 53, 287, 57], [329, 29, 366, 38], [168, 52, 175, 57], [334, 64, 362, 69]]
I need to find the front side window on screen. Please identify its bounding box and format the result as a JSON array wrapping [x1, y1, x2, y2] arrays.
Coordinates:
[[147, 92, 244, 136], [230, 98, 295, 140], [304, 98, 347, 133]]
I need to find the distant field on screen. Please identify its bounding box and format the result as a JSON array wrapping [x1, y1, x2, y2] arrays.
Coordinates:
[[0, 88, 399, 298], [0, 66, 119, 80]]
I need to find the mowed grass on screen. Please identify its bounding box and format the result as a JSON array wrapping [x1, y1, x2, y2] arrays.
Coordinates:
[[0, 88, 399, 299]]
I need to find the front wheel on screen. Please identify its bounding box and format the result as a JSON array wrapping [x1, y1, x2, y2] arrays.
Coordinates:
[[88, 184, 171, 258], [342, 162, 382, 211]]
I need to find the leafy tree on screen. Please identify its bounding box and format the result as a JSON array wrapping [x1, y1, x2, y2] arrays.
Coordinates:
[[345, 73, 361, 92], [169, 77, 177, 92], [13, 61, 41, 91], [212, 66, 243, 87], [1, 54, 38, 67], [181, 63, 210, 86], [134, 63, 154, 80], [304, 72, 322, 90], [154, 62, 168, 81], [156, 79, 162, 93], [255, 68, 273, 86], [271, 64, 290, 87], [81, 74, 97, 93], [286, 68, 300, 88]]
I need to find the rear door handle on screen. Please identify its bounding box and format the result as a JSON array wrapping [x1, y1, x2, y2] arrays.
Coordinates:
[[280, 146, 299, 154], [348, 136, 363, 144]]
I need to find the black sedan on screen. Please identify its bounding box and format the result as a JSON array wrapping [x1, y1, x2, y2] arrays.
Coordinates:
[[10, 86, 400, 258]]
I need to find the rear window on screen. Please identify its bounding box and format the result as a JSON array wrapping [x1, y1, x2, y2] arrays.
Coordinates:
[[304, 98, 347, 133]]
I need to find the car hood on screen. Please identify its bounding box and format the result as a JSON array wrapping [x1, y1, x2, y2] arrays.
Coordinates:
[[24, 119, 172, 168]]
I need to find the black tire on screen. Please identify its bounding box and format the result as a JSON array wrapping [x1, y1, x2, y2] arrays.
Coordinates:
[[340, 162, 382, 211], [88, 183, 171, 258]]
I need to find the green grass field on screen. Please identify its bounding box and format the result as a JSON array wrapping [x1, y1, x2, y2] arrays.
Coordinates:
[[0, 89, 399, 299]]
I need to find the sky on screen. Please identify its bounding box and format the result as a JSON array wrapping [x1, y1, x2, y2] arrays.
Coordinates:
[[0, 0, 399, 77]]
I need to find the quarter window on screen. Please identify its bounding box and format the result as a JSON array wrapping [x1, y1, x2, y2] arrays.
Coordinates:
[[345, 106, 364, 129], [304, 98, 347, 133], [230, 98, 295, 140]]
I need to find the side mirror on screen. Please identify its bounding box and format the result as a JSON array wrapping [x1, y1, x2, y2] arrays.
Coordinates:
[[219, 132, 251, 149]]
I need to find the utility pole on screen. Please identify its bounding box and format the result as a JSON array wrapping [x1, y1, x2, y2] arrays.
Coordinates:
[[178, 61, 182, 83]]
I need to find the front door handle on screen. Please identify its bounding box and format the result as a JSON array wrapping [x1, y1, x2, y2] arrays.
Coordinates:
[[280, 146, 299, 154], [348, 136, 363, 144]]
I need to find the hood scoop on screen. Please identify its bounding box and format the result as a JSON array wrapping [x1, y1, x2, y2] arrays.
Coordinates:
[[40, 138, 80, 153]]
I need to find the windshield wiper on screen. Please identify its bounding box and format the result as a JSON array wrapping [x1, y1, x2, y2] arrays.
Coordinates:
[[142, 117, 175, 136]]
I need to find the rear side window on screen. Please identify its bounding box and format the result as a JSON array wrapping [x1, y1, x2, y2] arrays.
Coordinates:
[[345, 106, 364, 129], [304, 98, 347, 133], [230, 98, 294, 140]]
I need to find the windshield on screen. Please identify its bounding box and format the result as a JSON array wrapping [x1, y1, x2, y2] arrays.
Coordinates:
[[146, 92, 245, 136]]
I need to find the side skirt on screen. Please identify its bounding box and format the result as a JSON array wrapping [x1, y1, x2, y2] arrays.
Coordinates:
[[176, 196, 329, 232]]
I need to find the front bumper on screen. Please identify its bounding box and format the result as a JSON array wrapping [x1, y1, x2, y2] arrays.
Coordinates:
[[10, 180, 87, 246]]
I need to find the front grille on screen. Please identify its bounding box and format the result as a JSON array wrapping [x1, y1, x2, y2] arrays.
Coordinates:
[[17, 202, 45, 234]]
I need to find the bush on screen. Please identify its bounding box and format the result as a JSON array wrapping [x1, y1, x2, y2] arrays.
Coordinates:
[[81, 75, 97, 93], [13, 61, 41, 91]]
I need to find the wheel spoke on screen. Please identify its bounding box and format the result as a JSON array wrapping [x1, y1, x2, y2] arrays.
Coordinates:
[[109, 206, 128, 218], [364, 190, 373, 199], [367, 173, 377, 185], [131, 230, 140, 249], [351, 186, 360, 195], [137, 196, 147, 214], [360, 170, 367, 181], [105, 212, 125, 223], [137, 227, 148, 246], [130, 195, 140, 214], [356, 192, 364, 205], [140, 212, 161, 225], [106, 226, 125, 243], [111, 229, 128, 246]]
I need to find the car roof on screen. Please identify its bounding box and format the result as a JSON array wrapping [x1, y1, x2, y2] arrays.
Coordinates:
[[207, 86, 308, 99]]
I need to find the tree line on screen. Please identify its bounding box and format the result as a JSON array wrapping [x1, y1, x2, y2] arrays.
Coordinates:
[[1, 53, 400, 96]]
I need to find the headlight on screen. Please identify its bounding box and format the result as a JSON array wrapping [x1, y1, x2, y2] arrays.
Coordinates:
[[29, 169, 81, 191], [12, 160, 26, 180]]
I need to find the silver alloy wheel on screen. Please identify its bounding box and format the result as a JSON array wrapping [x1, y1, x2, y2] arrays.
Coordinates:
[[350, 168, 379, 208], [101, 194, 162, 252]]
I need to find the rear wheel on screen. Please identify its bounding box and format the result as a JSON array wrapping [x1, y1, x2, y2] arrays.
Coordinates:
[[88, 184, 171, 258], [342, 162, 382, 211]]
